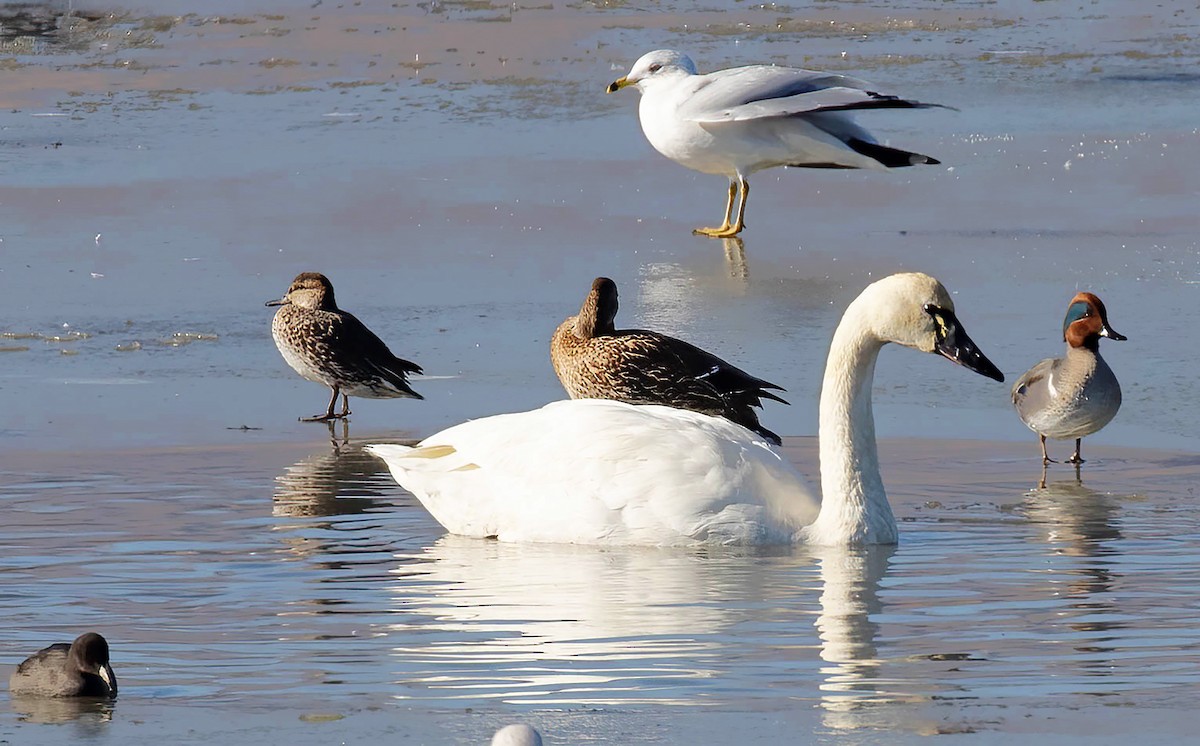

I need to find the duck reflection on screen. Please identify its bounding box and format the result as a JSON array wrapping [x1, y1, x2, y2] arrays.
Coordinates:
[[272, 425, 400, 519], [1028, 466, 1122, 551], [9, 695, 114, 728], [1025, 468, 1126, 669], [271, 433, 414, 595]]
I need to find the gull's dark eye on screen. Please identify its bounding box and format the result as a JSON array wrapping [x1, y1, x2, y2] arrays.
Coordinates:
[[648, 63, 662, 73]]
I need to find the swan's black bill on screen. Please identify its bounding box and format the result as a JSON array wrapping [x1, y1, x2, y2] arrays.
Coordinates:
[[923, 304, 1004, 382]]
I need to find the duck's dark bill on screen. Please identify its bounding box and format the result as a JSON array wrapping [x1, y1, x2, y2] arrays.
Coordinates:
[[925, 305, 1004, 382], [1101, 323, 1128, 341]]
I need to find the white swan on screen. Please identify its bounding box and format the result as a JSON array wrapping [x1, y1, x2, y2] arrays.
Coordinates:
[[368, 273, 1003, 546]]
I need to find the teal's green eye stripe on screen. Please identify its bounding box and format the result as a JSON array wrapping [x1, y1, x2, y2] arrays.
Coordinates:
[[1062, 301, 1089, 336]]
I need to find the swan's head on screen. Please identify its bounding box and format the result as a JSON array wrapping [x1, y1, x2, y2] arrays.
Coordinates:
[[265, 272, 337, 311], [857, 273, 1004, 382], [607, 49, 698, 93]]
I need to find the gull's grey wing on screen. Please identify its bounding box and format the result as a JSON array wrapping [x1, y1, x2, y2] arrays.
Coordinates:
[[1012, 356, 1060, 424], [678, 65, 947, 123]]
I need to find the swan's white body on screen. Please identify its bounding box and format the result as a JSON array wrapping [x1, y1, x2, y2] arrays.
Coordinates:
[[369, 401, 816, 545], [369, 273, 1000, 546]]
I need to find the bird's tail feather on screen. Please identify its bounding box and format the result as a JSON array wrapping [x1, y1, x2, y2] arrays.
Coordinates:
[[846, 137, 940, 168], [370, 359, 424, 399]]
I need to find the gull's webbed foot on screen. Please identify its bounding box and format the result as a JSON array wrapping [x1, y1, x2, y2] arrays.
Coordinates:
[[693, 223, 744, 238]]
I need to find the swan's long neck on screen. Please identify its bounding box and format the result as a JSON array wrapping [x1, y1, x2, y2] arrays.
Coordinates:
[[809, 308, 898, 545]]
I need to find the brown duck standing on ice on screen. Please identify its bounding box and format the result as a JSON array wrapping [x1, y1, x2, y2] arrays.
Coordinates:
[[550, 277, 786, 444], [267, 272, 422, 422]]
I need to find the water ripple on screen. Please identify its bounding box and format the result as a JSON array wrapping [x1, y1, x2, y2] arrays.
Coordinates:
[[2, 441, 1199, 733]]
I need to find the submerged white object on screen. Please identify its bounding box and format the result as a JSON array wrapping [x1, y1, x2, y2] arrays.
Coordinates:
[[368, 273, 1003, 546], [491, 724, 542, 746]]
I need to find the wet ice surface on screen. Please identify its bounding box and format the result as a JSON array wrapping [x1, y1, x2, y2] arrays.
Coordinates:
[[1, 0, 1198, 453], [2, 438, 1199, 744], [2, 0, 1200, 742]]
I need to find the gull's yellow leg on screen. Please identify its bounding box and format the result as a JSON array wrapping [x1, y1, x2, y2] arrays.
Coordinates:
[[694, 177, 748, 238], [729, 177, 749, 235], [693, 180, 737, 237]]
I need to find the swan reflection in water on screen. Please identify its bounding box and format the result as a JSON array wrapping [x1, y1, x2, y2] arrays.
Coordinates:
[[812, 544, 896, 727], [386, 538, 747, 705], [384, 539, 914, 724]]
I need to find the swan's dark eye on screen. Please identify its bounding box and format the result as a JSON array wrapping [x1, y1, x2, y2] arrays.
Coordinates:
[[648, 63, 662, 73], [923, 304, 955, 341]]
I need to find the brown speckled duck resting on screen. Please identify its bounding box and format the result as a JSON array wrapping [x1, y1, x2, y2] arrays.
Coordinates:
[[550, 277, 787, 444], [266, 272, 423, 422]]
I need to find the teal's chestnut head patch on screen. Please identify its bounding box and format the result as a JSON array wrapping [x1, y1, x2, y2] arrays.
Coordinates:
[[1062, 292, 1125, 347]]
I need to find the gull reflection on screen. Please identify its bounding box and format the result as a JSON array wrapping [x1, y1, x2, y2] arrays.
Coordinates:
[[635, 263, 702, 338], [722, 237, 748, 280]]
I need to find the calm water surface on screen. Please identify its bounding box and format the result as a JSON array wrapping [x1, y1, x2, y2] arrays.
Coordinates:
[[1, 0, 1199, 453], [2, 438, 1198, 743]]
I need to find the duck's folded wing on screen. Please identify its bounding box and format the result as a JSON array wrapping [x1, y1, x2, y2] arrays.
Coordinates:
[[1012, 357, 1059, 415], [617, 332, 787, 407], [689, 353, 788, 405], [324, 312, 423, 396], [15, 644, 70, 674]]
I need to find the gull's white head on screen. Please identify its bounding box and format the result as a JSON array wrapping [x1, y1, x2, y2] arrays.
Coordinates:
[[848, 273, 1004, 381], [607, 49, 697, 93]]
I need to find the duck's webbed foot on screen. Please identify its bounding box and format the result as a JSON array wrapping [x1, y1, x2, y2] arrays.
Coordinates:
[[300, 387, 344, 422]]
